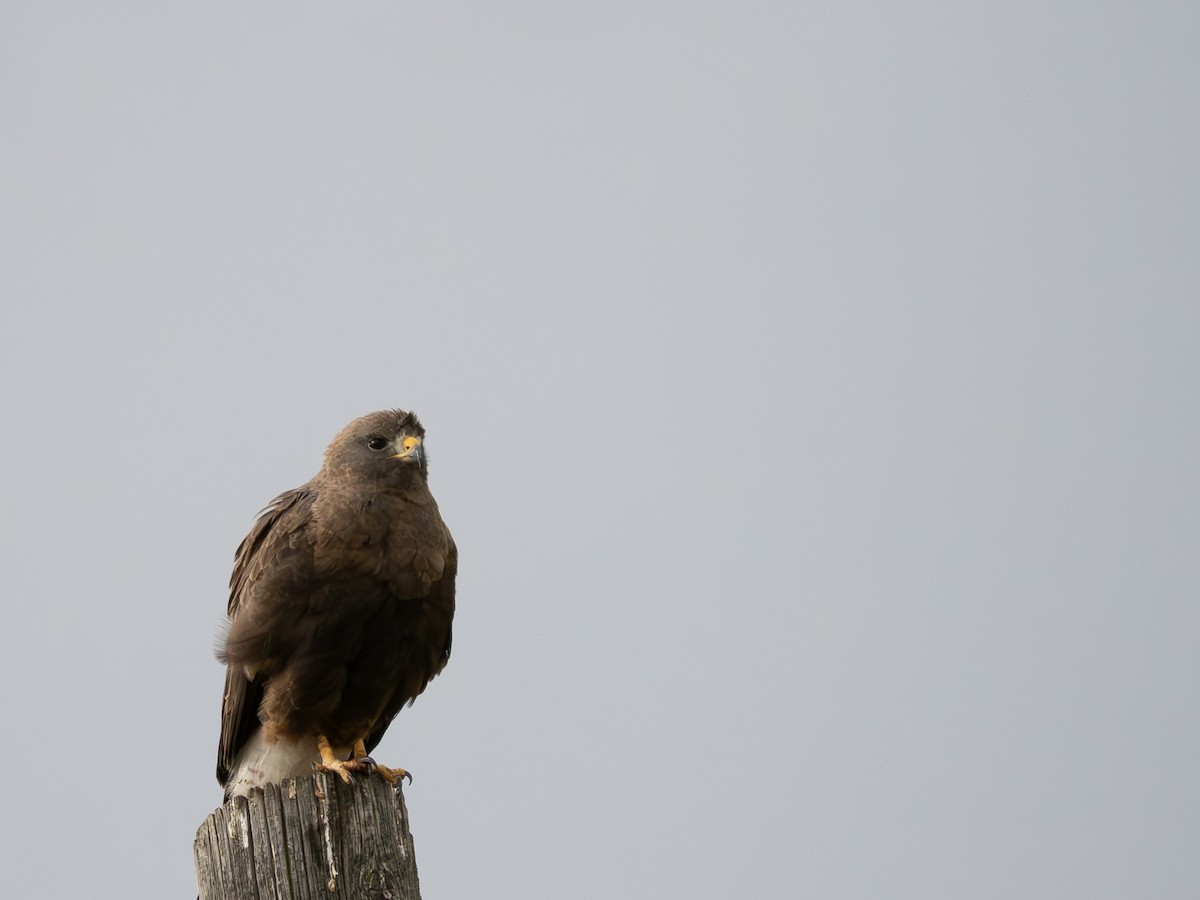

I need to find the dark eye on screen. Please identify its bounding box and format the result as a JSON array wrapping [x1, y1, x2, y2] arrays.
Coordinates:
[[367, 437, 388, 451]]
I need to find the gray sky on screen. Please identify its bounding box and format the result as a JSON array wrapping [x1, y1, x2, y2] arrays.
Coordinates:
[[2, 3, 1197, 897]]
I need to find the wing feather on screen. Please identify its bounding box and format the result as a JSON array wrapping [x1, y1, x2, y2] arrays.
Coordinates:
[[363, 532, 457, 754], [216, 486, 315, 786]]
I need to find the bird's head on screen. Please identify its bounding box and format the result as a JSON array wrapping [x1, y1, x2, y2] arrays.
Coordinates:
[[324, 408, 430, 485]]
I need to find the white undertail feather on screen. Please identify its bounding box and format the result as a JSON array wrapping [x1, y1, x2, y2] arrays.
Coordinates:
[[225, 729, 351, 799]]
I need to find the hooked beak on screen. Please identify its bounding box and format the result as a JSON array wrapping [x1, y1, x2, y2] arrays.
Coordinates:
[[392, 435, 423, 463]]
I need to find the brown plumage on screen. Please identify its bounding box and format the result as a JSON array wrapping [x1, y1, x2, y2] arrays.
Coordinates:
[[216, 409, 456, 799]]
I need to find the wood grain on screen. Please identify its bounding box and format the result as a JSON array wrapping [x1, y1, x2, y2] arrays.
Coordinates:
[[195, 773, 421, 899]]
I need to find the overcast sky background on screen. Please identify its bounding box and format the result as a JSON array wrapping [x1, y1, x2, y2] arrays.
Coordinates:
[[2, 3, 1197, 898]]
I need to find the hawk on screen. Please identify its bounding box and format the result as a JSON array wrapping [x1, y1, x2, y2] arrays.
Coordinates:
[[216, 409, 456, 799]]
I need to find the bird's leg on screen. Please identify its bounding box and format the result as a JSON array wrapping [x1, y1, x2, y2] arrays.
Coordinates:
[[349, 737, 411, 785], [314, 735, 357, 785]]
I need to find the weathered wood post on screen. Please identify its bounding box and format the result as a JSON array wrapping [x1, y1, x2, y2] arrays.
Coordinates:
[[194, 773, 422, 899]]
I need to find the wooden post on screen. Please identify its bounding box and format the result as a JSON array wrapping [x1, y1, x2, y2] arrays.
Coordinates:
[[194, 773, 422, 899]]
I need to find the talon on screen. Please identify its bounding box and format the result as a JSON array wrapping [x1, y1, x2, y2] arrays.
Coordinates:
[[315, 759, 355, 785], [316, 734, 357, 784], [376, 764, 411, 785], [348, 738, 410, 784]]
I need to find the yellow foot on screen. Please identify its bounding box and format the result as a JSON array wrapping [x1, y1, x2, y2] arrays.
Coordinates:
[[344, 754, 411, 785], [314, 734, 370, 785], [316, 755, 394, 783], [373, 762, 412, 785], [315, 757, 356, 785], [350, 738, 412, 784], [315, 735, 412, 785]]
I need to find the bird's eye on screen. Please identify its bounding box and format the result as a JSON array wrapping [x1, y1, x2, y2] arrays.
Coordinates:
[[367, 437, 389, 451]]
